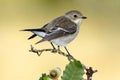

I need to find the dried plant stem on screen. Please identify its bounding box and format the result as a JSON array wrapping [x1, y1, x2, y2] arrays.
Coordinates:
[[29, 45, 97, 80], [29, 45, 76, 60]]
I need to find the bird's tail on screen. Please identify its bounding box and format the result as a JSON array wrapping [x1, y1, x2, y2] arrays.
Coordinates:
[[20, 28, 46, 40], [20, 28, 45, 32], [28, 34, 37, 40], [35, 39, 46, 44]]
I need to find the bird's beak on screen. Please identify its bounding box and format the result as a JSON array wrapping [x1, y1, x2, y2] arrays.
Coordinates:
[[82, 16, 87, 19]]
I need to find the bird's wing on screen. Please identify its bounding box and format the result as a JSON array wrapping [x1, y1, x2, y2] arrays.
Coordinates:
[[35, 19, 77, 44]]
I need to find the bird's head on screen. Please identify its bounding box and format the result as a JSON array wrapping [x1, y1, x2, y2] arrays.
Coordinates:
[[65, 10, 87, 25]]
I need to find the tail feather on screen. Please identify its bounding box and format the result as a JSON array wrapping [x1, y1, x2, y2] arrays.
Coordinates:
[[21, 28, 47, 41], [21, 28, 46, 39], [35, 39, 45, 44], [21, 28, 45, 32], [28, 34, 37, 40]]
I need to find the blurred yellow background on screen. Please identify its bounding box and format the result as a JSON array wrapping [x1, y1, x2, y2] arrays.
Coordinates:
[[0, 0, 120, 80]]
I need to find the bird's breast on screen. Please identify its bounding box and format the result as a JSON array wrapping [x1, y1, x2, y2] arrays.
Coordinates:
[[50, 27, 79, 47]]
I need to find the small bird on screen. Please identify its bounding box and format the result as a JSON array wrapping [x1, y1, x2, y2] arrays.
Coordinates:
[[21, 10, 87, 60]]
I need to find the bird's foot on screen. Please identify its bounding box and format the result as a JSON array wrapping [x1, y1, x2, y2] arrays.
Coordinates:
[[51, 48, 57, 53], [57, 49, 67, 57]]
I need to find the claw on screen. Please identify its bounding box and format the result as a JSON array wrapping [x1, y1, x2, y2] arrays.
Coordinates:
[[51, 48, 57, 53]]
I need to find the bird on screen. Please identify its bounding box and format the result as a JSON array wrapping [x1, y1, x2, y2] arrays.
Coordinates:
[[21, 10, 87, 60]]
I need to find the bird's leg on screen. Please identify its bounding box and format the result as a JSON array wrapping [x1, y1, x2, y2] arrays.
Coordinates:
[[50, 43, 57, 53], [57, 46, 60, 51], [57, 46, 64, 53], [64, 47, 76, 61], [57, 46, 67, 57]]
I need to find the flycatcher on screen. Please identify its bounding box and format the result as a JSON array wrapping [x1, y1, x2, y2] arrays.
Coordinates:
[[21, 10, 87, 60]]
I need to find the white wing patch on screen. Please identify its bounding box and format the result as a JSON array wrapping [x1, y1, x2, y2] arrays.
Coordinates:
[[50, 27, 69, 33], [33, 31, 46, 37]]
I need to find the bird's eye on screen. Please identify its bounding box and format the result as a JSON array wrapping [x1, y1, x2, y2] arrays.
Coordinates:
[[73, 15, 77, 18]]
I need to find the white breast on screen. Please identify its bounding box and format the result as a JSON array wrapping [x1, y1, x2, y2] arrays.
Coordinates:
[[50, 19, 83, 47], [50, 26, 80, 47]]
